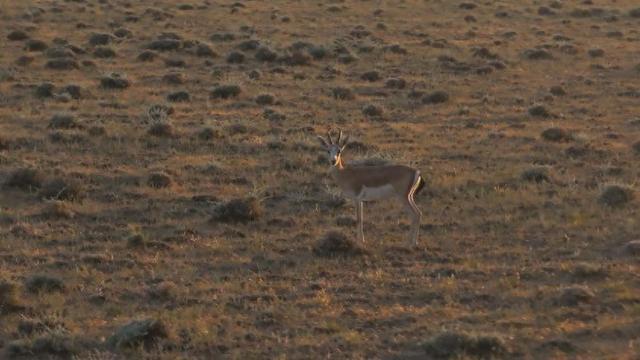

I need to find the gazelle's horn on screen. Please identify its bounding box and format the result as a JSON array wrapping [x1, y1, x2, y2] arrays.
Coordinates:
[[317, 135, 329, 147], [326, 129, 334, 144], [337, 129, 343, 145], [341, 134, 349, 148]]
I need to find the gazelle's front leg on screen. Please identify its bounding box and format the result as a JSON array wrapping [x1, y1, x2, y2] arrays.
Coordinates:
[[356, 200, 364, 243]]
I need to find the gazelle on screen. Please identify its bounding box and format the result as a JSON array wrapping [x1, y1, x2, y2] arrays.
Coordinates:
[[317, 130, 425, 246]]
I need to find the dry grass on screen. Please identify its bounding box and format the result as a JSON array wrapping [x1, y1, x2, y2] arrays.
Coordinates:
[[1, 0, 640, 358]]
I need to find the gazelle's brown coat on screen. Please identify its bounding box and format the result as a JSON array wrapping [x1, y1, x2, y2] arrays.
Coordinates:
[[319, 131, 425, 245]]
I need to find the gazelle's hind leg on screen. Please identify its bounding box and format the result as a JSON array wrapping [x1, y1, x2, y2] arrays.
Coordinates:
[[356, 200, 364, 243], [404, 176, 423, 246]]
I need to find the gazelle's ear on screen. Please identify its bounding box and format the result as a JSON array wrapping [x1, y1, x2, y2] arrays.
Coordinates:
[[317, 135, 329, 148]]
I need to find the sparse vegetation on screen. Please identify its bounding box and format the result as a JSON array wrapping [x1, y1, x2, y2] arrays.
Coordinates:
[[1, 1, 639, 358]]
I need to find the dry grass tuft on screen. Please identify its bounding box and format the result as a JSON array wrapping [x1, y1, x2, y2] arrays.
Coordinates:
[[100, 73, 130, 90], [5, 168, 44, 191], [555, 286, 595, 306], [42, 200, 75, 219], [255, 47, 278, 62], [423, 331, 508, 358], [107, 319, 169, 350], [624, 240, 640, 256], [520, 167, 550, 183], [210, 84, 241, 99], [167, 90, 191, 102], [0, 280, 24, 314], [255, 93, 275, 105], [148, 123, 175, 137], [362, 104, 383, 117], [541, 127, 570, 141], [598, 185, 633, 208], [529, 105, 551, 118], [5, 331, 77, 358], [147, 281, 178, 302], [313, 231, 367, 257], [48, 114, 79, 129], [332, 87, 355, 100], [25, 275, 65, 294], [35, 82, 55, 98], [147, 172, 173, 188], [422, 90, 449, 104], [40, 178, 85, 201], [212, 198, 262, 223]]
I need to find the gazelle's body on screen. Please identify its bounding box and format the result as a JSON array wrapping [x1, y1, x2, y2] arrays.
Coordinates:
[[318, 131, 424, 246]]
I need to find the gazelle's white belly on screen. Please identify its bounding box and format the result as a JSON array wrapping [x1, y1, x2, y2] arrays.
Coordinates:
[[356, 184, 396, 201]]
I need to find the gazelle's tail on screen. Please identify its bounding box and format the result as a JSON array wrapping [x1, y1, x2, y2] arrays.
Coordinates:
[[414, 174, 426, 197]]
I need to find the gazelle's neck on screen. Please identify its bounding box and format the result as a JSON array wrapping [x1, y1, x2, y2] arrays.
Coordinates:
[[329, 157, 345, 179]]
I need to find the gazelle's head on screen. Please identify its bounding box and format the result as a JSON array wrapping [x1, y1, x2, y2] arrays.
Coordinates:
[[317, 129, 349, 167]]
